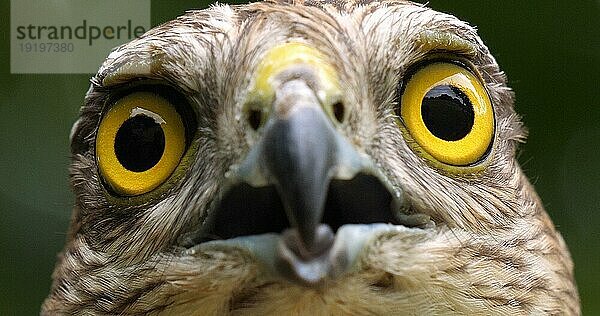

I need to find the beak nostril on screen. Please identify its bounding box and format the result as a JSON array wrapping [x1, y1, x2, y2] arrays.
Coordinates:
[[248, 108, 262, 130], [332, 101, 345, 123]]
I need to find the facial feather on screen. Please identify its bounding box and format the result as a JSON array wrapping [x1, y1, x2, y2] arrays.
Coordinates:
[[43, 0, 578, 314]]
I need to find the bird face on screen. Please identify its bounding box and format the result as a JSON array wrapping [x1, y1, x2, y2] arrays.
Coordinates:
[[43, 0, 579, 315]]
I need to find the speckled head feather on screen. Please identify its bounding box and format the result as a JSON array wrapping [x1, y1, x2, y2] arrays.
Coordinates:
[[44, 0, 579, 315]]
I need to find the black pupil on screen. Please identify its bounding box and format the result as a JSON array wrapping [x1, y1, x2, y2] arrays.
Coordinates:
[[114, 114, 165, 172], [421, 85, 475, 141]]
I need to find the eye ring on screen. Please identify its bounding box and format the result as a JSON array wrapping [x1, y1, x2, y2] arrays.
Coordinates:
[[399, 61, 494, 166], [96, 91, 187, 196]]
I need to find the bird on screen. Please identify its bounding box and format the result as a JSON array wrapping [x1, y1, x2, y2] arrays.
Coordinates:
[[42, 0, 580, 314]]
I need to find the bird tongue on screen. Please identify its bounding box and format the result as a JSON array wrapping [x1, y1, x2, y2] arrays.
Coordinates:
[[276, 224, 347, 285], [276, 224, 358, 287], [280, 225, 334, 261]]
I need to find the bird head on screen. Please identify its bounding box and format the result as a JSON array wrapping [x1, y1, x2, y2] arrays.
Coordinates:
[[43, 0, 579, 315]]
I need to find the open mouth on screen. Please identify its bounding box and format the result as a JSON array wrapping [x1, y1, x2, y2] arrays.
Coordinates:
[[203, 173, 404, 242], [183, 169, 435, 286]]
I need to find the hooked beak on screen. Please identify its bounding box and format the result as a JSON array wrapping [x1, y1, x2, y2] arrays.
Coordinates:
[[239, 79, 375, 283], [198, 43, 431, 285], [250, 79, 359, 251]]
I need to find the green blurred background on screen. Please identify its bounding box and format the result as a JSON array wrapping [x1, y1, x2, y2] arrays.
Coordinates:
[[0, 0, 597, 314]]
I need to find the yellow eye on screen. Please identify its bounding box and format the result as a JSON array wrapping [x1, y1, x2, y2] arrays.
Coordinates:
[[399, 62, 494, 166], [96, 91, 187, 196]]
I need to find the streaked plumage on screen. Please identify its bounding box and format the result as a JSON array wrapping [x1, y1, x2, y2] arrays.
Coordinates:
[[43, 0, 579, 315]]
